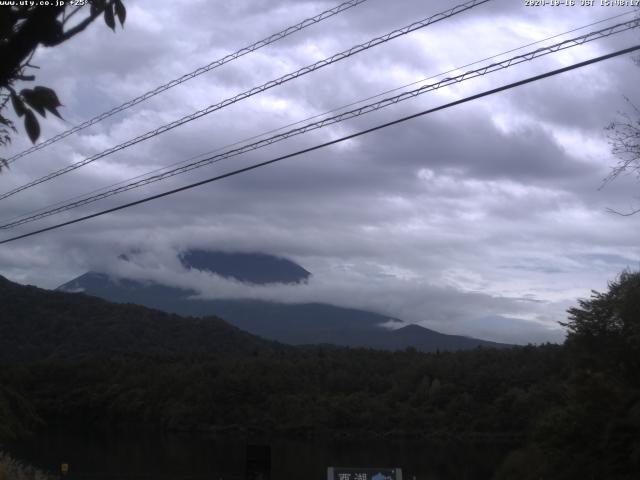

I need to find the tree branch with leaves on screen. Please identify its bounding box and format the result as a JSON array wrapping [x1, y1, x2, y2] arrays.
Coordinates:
[[0, 0, 126, 168], [604, 96, 640, 216], [603, 13, 639, 215]]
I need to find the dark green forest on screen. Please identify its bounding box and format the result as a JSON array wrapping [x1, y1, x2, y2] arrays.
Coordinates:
[[1, 272, 639, 478]]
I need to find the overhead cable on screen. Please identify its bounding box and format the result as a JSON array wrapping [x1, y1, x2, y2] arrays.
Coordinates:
[[1, 44, 638, 246], [2, 18, 637, 230], [8, 8, 630, 227], [3, 0, 370, 165], [0, 0, 491, 201]]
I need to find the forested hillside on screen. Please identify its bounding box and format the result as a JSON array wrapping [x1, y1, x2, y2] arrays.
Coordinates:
[[0, 275, 284, 361], [57, 271, 509, 351], [1, 272, 639, 478], [0, 345, 564, 434]]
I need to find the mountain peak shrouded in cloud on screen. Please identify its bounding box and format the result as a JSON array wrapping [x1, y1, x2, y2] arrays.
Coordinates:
[[178, 250, 311, 285], [1, 0, 636, 347], [55, 253, 513, 352]]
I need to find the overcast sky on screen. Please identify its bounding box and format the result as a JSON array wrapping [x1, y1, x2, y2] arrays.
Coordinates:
[[1, 0, 639, 344]]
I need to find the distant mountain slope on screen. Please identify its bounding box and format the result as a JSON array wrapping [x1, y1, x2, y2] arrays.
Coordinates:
[[0, 275, 283, 362], [386, 324, 503, 352], [179, 250, 311, 284], [57, 272, 510, 352]]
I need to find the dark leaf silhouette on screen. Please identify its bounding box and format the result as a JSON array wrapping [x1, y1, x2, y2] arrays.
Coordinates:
[[24, 109, 40, 143], [0, 1, 125, 148], [40, 20, 64, 47], [33, 86, 63, 119], [20, 89, 46, 117], [115, 0, 127, 27], [104, 4, 116, 31], [91, 0, 107, 17], [10, 94, 25, 117]]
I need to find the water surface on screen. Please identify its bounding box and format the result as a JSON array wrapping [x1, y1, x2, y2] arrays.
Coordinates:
[[6, 429, 513, 480]]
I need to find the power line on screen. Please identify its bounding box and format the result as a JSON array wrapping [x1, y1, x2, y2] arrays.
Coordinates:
[[4, 18, 637, 228], [0, 0, 491, 202], [3, 0, 370, 165], [1, 44, 637, 246], [5, 9, 631, 228], [3, 19, 637, 230]]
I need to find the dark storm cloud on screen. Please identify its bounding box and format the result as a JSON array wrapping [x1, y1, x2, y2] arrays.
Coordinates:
[[1, 0, 639, 343]]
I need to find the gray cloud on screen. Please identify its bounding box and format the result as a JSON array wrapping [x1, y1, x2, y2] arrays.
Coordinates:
[[1, 0, 639, 344]]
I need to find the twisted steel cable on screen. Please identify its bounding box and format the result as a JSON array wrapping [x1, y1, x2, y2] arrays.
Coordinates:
[[0, 0, 491, 201], [4, 0, 370, 166], [3, 18, 637, 230], [7, 9, 629, 227], [2, 44, 638, 245]]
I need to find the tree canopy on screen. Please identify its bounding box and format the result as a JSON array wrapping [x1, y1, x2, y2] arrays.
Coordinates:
[[2, 270, 640, 477], [0, 0, 126, 158], [563, 270, 640, 382]]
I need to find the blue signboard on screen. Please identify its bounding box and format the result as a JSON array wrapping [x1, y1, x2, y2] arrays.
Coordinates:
[[327, 467, 402, 480]]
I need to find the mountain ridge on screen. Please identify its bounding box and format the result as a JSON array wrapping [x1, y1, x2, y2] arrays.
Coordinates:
[[0, 274, 284, 362], [57, 250, 512, 352], [180, 250, 311, 285]]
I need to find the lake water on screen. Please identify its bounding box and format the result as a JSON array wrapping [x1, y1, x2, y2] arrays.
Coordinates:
[[5, 429, 513, 480]]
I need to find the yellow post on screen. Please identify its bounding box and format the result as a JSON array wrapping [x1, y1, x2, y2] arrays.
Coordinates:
[[60, 463, 69, 476]]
